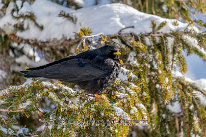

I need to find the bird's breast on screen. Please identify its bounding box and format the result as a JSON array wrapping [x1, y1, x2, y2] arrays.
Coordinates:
[[77, 60, 121, 94]]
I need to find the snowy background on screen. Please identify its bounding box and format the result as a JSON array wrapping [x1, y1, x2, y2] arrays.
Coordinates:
[[84, 0, 206, 80], [0, 0, 205, 102], [75, 0, 206, 81], [0, 0, 205, 109], [0, 0, 205, 83]]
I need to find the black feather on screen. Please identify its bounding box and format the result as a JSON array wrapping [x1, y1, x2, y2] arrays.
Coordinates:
[[27, 56, 75, 71], [20, 45, 121, 94], [20, 71, 40, 78]]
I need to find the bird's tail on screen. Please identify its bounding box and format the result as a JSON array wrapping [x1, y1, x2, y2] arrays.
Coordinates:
[[20, 71, 40, 78]]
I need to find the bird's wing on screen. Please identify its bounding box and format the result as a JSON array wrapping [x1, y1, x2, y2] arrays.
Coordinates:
[[24, 55, 114, 82]]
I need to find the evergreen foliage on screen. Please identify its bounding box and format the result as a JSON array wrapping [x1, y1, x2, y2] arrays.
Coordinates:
[[0, 0, 206, 136], [114, 0, 206, 31]]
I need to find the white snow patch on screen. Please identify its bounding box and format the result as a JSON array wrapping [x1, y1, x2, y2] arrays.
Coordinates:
[[74, 0, 84, 7], [0, 1, 195, 41], [18, 2, 32, 15], [127, 51, 138, 66], [113, 105, 130, 120], [22, 44, 35, 56], [17, 128, 30, 135], [173, 71, 206, 90], [118, 67, 137, 81], [0, 126, 14, 135], [37, 124, 46, 132], [172, 71, 206, 107], [0, 0, 4, 9], [0, 126, 7, 133], [16, 0, 22, 10], [18, 99, 32, 109], [11, 125, 20, 130], [16, 0, 77, 40], [0, 69, 7, 81], [130, 107, 137, 114], [182, 35, 206, 56], [127, 87, 136, 94], [70, 97, 79, 106], [0, 3, 17, 35], [116, 92, 126, 98], [42, 81, 76, 95], [48, 123, 53, 130], [15, 55, 48, 68], [130, 82, 138, 89], [156, 84, 160, 89], [75, 3, 191, 35], [172, 71, 183, 78], [118, 68, 129, 81], [167, 101, 182, 113], [193, 79, 206, 90], [193, 91, 206, 107], [39, 108, 51, 113]]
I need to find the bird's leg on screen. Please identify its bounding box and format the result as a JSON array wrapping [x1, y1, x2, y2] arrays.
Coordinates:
[[89, 94, 100, 98], [88, 94, 105, 103]]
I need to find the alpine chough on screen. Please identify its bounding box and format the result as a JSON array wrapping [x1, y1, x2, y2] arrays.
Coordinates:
[[21, 45, 121, 94]]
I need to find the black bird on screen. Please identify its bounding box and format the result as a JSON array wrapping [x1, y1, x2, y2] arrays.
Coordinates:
[[21, 45, 121, 94]]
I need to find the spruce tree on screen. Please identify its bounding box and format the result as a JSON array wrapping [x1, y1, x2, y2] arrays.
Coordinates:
[[0, 0, 205, 136]]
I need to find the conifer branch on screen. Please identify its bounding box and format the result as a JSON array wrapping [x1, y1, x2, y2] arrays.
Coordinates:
[[118, 26, 135, 35], [181, 1, 206, 17], [0, 108, 25, 112]]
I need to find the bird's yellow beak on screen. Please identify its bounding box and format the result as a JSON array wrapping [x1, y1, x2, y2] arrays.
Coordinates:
[[24, 66, 29, 70], [114, 51, 121, 55]]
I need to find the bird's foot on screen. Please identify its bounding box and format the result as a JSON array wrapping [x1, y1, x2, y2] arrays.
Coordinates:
[[89, 94, 100, 98], [88, 94, 105, 103]]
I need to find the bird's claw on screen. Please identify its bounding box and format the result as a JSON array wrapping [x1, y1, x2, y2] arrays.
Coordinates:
[[89, 94, 100, 98]]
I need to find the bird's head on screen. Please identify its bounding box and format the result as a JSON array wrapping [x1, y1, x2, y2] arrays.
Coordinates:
[[99, 45, 120, 59]]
